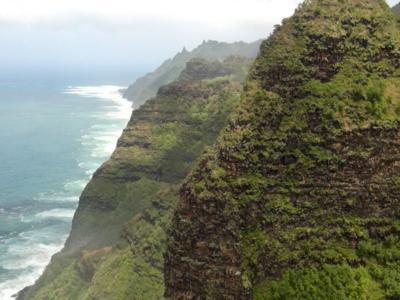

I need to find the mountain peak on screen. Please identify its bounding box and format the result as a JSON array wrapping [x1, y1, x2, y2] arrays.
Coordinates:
[[165, 0, 400, 298], [123, 40, 261, 107], [252, 0, 399, 98]]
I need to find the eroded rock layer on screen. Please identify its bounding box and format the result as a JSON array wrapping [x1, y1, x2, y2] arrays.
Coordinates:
[[20, 57, 252, 300], [165, 1, 400, 299]]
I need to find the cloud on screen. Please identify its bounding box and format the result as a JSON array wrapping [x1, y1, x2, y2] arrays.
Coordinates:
[[1, 0, 395, 34], [0, 0, 396, 75], [388, 0, 399, 5], [0, 0, 303, 27]]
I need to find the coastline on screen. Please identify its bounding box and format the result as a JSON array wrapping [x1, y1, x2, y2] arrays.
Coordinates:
[[0, 85, 132, 300]]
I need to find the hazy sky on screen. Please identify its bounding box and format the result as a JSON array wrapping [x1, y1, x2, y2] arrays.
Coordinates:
[[0, 0, 398, 80]]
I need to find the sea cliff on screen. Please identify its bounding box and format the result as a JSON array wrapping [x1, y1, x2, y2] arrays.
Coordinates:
[[165, 0, 400, 298], [19, 56, 253, 299], [123, 40, 261, 107]]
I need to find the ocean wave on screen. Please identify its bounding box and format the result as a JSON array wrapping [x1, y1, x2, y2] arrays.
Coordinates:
[[0, 84, 132, 298], [35, 209, 75, 219], [0, 271, 41, 300], [63, 179, 87, 193], [0, 233, 66, 300], [1, 242, 63, 270], [34, 193, 79, 203], [78, 161, 99, 171], [69, 85, 131, 162], [64, 85, 132, 120], [80, 125, 125, 159], [65, 85, 124, 100], [0, 226, 67, 300]]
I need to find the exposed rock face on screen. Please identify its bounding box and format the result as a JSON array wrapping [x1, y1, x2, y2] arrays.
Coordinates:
[[165, 1, 400, 299], [123, 40, 262, 107], [19, 57, 253, 300], [393, 2, 400, 15]]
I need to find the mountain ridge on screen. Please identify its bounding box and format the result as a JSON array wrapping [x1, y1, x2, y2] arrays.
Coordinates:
[[165, 0, 400, 298], [19, 56, 254, 299], [123, 40, 262, 107]]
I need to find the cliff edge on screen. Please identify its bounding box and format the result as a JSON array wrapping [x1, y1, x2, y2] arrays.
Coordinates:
[[19, 56, 253, 299], [165, 0, 400, 299]]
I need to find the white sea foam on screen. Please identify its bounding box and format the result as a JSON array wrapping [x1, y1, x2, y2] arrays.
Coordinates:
[[65, 85, 131, 186], [65, 85, 132, 120], [0, 272, 41, 300], [0, 229, 67, 300], [0, 85, 132, 299], [63, 179, 87, 193], [34, 193, 79, 203], [81, 127, 124, 158], [2, 241, 63, 270], [78, 161, 99, 172], [35, 209, 75, 219], [66, 85, 131, 163]]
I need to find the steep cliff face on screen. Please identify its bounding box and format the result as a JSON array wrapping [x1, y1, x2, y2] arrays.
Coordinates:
[[393, 3, 400, 15], [123, 40, 261, 107], [165, 1, 400, 299], [20, 57, 253, 299]]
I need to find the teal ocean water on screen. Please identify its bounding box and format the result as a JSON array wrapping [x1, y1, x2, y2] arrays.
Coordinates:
[[0, 71, 135, 299]]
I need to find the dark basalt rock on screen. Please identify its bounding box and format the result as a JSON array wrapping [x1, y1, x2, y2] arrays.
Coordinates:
[[165, 1, 400, 299], [19, 56, 253, 300]]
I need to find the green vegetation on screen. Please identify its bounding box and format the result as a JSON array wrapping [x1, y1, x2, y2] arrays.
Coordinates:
[[20, 0, 400, 299], [123, 40, 261, 107], [165, 0, 400, 299], [20, 57, 250, 299], [254, 265, 383, 300]]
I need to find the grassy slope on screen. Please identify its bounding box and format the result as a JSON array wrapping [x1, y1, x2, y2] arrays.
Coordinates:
[[20, 57, 252, 299], [165, 1, 400, 299], [123, 40, 261, 107]]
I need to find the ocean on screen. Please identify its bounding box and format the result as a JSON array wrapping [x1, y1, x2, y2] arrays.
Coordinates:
[[0, 71, 135, 299]]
